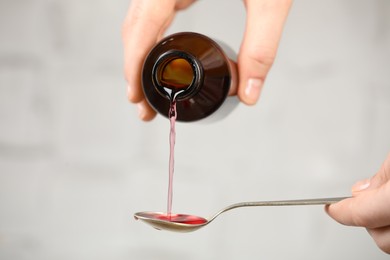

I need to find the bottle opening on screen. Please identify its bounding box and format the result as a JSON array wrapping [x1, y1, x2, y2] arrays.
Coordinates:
[[159, 58, 194, 89], [152, 51, 202, 101]]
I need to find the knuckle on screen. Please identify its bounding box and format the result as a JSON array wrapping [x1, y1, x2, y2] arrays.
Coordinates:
[[378, 242, 390, 254], [351, 212, 368, 227], [128, 95, 138, 104], [127, 89, 141, 104], [349, 200, 371, 227], [241, 45, 276, 70], [254, 47, 276, 67]]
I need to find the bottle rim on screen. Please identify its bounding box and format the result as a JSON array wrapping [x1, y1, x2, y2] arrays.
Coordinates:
[[152, 50, 203, 101]]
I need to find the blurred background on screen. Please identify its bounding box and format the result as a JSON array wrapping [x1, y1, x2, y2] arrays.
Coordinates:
[[1, 0, 389, 259]]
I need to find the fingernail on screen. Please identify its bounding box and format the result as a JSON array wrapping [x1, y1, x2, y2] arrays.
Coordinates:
[[352, 178, 370, 192], [137, 103, 146, 119], [245, 78, 262, 103]]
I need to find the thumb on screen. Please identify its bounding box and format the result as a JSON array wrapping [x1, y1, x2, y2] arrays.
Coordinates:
[[351, 152, 390, 194], [238, 0, 291, 105]]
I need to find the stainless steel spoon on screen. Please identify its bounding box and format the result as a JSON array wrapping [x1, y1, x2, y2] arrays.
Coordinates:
[[134, 196, 349, 232]]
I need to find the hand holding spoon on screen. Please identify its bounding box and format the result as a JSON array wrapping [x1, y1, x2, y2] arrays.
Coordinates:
[[134, 196, 349, 233]]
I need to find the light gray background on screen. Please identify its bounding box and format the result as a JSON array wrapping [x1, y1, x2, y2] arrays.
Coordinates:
[[1, 0, 389, 259]]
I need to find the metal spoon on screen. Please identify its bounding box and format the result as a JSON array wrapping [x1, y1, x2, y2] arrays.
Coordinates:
[[134, 196, 349, 232]]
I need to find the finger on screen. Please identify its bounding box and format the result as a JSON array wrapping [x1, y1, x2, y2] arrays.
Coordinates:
[[238, 0, 292, 105], [325, 181, 390, 229], [137, 99, 157, 121], [122, 0, 176, 103], [367, 226, 390, 254], [365, 152, 390, 191], [350, 153, 390, 195], [228, 60, 238, 96]]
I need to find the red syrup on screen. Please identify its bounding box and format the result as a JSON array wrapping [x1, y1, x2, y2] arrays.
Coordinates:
[[167, 100, 177, 218], [136, 212, 207, 225]]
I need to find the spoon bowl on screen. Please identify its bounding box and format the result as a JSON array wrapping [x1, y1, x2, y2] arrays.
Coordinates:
[[134, 197, 350, 233], [134, 212, 208, 232]]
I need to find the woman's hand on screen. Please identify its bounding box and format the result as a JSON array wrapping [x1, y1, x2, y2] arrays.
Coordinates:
[[122, 0, 292, 121], [326, 153, 390, 254]]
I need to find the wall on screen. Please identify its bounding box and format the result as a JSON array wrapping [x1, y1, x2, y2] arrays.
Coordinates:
[[0, 0, 389, 259]]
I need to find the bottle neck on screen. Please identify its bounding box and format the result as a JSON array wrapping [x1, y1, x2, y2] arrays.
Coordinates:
[[152, 50, 203, 101]]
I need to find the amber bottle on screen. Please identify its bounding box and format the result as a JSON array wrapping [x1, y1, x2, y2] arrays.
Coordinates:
[[142, 32, 237, 122]]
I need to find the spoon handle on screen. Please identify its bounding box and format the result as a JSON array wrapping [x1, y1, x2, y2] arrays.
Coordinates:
[[209, 197, 350, 222], [235, 197, 350, 207]]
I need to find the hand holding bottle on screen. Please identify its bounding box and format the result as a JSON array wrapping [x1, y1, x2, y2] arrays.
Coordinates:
[[326, 153, 390, 254], [122, 0, 292, 121]]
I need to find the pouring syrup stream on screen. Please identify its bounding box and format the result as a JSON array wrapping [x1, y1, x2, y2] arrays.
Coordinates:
[[167, 99, 177, 219]]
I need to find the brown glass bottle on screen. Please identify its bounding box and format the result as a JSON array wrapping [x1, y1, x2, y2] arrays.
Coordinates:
[[142, 32, 237, 122]]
